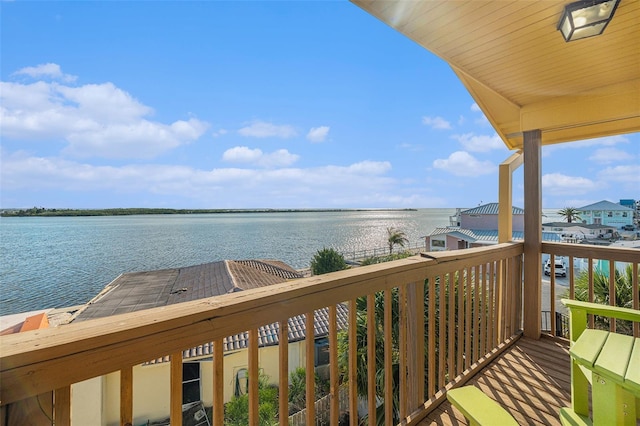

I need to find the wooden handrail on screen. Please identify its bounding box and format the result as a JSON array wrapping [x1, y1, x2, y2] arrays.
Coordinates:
[[1, 242, 526, 426]]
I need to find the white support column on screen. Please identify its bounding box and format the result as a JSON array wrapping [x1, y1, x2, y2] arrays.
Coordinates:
[[498, 151, 523, 243], [523, 130, 542, 339]]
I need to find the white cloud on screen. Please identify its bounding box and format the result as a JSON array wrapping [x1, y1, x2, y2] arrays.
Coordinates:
[[542, 173, 598, 196], [598, 164, 640, 185], [346, 160, 391, 175], [588, 147, 634, 164], [452, 133, 503, 152], [0, 151, 400, 207], [238, 120, 297, 138], [222, 146, 299, 168], [544, 135, 630, 155], [306, 126, 330, 143], [469, 102, 490, 126], [212, 128, 228, 138], [12, 63, 77, 82], [422, 116, 451, 130], [1, 68, 209, 159], [223, 146, 262, 163], [432, 151, 495, 176]]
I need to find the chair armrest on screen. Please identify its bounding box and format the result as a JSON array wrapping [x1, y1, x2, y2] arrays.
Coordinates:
[[561, 299, 640, 322]]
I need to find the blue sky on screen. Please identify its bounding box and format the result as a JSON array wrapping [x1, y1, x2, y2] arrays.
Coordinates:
[[1, 1, 638, 210]]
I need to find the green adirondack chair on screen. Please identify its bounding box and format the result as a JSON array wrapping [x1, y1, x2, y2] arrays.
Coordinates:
[[560, 299, 640, 426]]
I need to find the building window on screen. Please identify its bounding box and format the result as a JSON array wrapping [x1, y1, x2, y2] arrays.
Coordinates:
[[607, 211, 613, 217], [183, 362, 201, 405], [623, 212, 628, 217], [432, 239, 445, 248], [234, 368, 248, 397], [315, 338, 330, 367]]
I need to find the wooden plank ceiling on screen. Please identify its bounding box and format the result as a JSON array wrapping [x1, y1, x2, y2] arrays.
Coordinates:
[[351, 0, 640, 149]]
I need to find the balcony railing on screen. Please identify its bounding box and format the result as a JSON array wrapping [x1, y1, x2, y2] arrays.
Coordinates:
[[0, 241, 637, 425]]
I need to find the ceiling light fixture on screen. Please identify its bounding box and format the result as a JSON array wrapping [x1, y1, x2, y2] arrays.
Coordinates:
[[558, 0, 620, 42]]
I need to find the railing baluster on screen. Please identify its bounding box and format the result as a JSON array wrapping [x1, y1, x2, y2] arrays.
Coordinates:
[[456, 269, 464, 376], [633, 263, 639, 338], [588, 258, 595, 328], [120, 366, 133, 426], [54, 386, 71, 426], [416, 280, 425, 406], [384, 289, 393, 426], [473, 265, 480, 362], [348, 299, 357, 426], [447, 272, 455, 384], [465, 266, 472, 371], [329, 305, 339, 426], [488, 262, 495, 347], [249, 328, 259, 426], [569, 255, 575, 299], [438, 274, 446, 390], [278, 322, 288, 426], [170, 351, 183, 426], [399, 284, 407, 419], [367, 294, 376, 426], [305, 311, 315, 425], [550, 255, 556, 337], [427, 276, 436, 399], [480, 264, 487, 357], [609, 260, 616, 332], [213, 339, 224, 426]]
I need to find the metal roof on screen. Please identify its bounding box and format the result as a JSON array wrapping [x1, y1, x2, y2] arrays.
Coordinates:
[[578, 200, 635, 211], [461, 203, 524, 216], [351, 1, 640, 148], [429, 227, 562, 244]]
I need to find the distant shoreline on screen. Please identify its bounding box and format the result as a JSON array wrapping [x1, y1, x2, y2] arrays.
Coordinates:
[[0, 207, 418, 217]]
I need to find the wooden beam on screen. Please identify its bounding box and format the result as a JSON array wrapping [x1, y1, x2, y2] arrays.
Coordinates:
[[328, 306, 339, 425], [348, 299, 357, 426], [367, 295, 377, 426], [305, 311, 315, 425], [213, 340, 224, 426], [170, 352, 183, 426], [522, 129, 542, 339], [248, 328, 259, 426], [54, 386, 71, 426], [120, 366, 133, 426], [498, 151, 523, 243], [278, 321, 289, 426]]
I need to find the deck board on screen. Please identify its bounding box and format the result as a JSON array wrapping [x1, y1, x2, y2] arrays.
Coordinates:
[[419, 335, 571, 425]]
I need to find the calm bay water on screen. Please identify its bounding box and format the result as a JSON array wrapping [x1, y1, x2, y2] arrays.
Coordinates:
[[0, 209, 457, 316]]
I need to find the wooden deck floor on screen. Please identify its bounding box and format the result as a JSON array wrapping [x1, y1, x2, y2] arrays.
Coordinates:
[[419, 335, 571, 425]]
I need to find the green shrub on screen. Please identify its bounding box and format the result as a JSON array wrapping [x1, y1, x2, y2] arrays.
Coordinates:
[[310, 248, 348, 275]]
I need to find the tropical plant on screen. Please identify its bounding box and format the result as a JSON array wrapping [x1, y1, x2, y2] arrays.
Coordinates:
[[568, 264, 639, 335], [310, 248, 348, 275], [386, 227, 409, 254], [557, 207, 582, 223], [224, 372, 278, 425], [336, 273, 466, 425]]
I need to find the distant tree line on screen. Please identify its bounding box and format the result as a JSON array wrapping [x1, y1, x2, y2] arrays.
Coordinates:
[[1, 207, 417, 217]]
